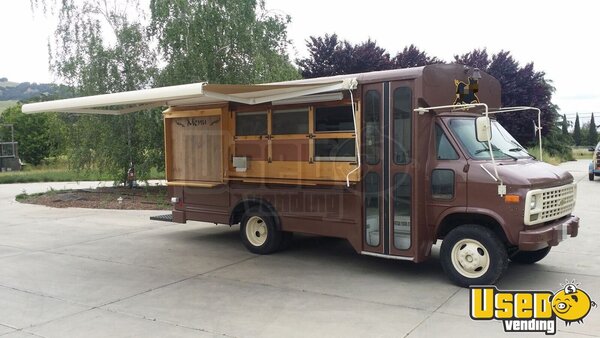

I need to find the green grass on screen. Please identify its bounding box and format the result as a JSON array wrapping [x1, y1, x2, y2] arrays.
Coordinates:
[[0, 165, 165, 184], [0, 169, 114, 184], [526, 147, 560, 165], [524, 145, 595, 165], [0, 100, 17, 112], [572, 147, 595, 160]]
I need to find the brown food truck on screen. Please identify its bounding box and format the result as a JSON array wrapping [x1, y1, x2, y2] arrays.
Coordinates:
[[23, 64, 579, 286]]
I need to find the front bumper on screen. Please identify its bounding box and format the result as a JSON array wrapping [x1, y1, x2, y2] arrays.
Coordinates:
[[518, 215, 579, 251]]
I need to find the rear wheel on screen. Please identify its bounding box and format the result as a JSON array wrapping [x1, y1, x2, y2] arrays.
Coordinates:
[[440, 224, 508, 287], [590, 173, 595, 181], [240, 207, 282, 254], [509, 246, 551, 264]]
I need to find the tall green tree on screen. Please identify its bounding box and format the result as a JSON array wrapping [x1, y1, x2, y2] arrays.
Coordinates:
[[573, 113, 582, 146], [561, 114, 569, 135], [32, 0, 299, 179], [33, 0, 162, 181], [0, 105, 66, 165], [589, 113, 598, 146], [149, 0, 299, 85]]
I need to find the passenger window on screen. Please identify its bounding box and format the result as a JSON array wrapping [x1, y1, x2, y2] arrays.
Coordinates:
[[365, 172, 380, 247], [435, 125, 459, 160], [364, 90, 381, 165], [393, 173, 411, 250], [393, 87, 412, 164], [236, 111, 267, 136], [314, 138, 356, 161], [272, 108, 308, 135], [431, 169, 455, 199], [315, 105, 354, 132]]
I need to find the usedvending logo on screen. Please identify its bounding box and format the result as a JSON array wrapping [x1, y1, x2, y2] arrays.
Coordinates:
[[470, 281, 596, 335]]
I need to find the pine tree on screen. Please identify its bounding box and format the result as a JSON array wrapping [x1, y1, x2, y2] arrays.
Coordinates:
[[561, 114, 569, 135], [589, 113, 598, 146], [573, 113, 582, 146]]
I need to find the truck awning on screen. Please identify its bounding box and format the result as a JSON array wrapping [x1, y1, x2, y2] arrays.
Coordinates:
[[22, 78, 358, 115]]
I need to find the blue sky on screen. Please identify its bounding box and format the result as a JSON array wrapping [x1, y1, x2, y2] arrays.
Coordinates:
[[1, 0, 598, 123]]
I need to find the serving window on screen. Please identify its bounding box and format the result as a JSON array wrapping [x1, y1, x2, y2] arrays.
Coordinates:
[[313, 104, 356, 162], [231, 101, 359, 183], [314, 105, 354, 132], [314, 138, 356, 162], [235, 111, 267, 136], [272, 108, 308, 135]]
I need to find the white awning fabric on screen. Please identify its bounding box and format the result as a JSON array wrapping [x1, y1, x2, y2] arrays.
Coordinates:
[[22, 78, 358, 115]]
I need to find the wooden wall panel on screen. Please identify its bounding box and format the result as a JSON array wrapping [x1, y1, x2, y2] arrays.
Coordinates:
[[228, 161, 359, 182], [169, 115, 222, 182], [271, 140, 309, 161], [234, 140, 268, 161]]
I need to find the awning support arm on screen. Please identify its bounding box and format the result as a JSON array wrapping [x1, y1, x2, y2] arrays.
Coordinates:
[[346, 88, 360, 187], [489, 106, 542, 162]]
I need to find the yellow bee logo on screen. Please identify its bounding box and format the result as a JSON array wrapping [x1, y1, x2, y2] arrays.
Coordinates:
[[552, 281, 597, 325]]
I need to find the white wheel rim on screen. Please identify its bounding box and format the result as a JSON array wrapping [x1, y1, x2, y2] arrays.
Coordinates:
[[450, 238, 490, 278], [246, 216, 268, 247]]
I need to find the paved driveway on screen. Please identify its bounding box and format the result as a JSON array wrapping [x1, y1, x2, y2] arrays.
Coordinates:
[[0, 162, 599, 337]]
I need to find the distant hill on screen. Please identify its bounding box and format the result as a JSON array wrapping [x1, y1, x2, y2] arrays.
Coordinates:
[[0, 77, 18, 87], [0, 77, 71, 102]]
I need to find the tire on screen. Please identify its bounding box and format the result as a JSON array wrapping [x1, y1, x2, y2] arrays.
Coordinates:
[[590, 173, 595, 181], [440, 224, 508, 287], [240, 207, 282, 254], [509, 246, 551, 264]]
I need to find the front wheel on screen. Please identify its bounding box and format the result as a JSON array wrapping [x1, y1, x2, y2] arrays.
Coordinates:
[[590, 173, 595, 181], [440, 224, 508, 287], [240, 207, 282, 254], [509, 246, 551, 264]]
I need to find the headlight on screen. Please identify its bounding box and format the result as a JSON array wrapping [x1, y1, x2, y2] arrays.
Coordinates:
[[530, 195, 537, 210]]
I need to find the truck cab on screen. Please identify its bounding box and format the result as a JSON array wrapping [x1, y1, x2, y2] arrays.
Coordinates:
[[428, 112, 577, 285]]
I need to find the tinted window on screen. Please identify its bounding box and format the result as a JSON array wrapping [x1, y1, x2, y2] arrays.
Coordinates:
[[393, 173, 411, 250], [236, 111, 267, 136], [365, 172, 380, 247], [364, 90, 381, 165], [315, 105, 354, 132], [314, 138, 356, 161], [393, 87, 412, 164], [272, 108, 308, 135], [435, 125, 459, 160], [431, 169, 455, 199]]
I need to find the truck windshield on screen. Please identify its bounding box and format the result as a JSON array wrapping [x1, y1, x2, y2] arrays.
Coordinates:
[[448, 118, 532, 160]]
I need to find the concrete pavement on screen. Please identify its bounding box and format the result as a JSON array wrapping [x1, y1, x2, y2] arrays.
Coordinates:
[[0, 163, 598, 337]]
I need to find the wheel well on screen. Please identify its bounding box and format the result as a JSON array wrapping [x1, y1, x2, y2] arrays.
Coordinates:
[[437, 213, 508, 244], [229, 199, 281, 229]]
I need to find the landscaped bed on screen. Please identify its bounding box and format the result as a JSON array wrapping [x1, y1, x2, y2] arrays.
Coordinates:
[[16, 185, 171, 210]]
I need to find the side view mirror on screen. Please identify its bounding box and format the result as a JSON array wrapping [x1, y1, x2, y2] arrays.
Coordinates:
[[476, 116, 492, 142], [589, 146, 595, 152]]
